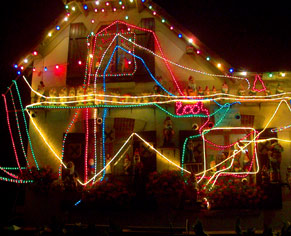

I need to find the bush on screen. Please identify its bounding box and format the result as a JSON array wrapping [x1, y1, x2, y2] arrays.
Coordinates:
[[203, 178, 266, 209], [82, 178, 134, 209]]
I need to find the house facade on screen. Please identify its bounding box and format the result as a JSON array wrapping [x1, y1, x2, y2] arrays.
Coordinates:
[[5, 0, 291, 187]]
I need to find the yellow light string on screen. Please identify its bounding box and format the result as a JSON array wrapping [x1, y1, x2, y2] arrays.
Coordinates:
[[27, 110, 67, 168], [22, 76, 291, 104]]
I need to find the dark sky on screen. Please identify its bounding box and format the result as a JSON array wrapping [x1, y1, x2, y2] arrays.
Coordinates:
[[1, 0, 291, 89]]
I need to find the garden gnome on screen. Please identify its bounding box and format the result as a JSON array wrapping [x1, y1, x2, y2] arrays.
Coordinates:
[[249, 88, 257, 96], [212, 85, 217, 94], [264, 87, 271, 96], [153, 84, 161, 102], [238, 83, 246, 96], [276, 83, 284, 94], [123, 153, 131, 175], [76, 85, 84, 105], [209, 155, 217, 172], [163, 116, 175, 147], [133, 149, 143, 176], [88, 158, 95, 176], [86, 85, 94, 105], [187, 76, 197, 96], [49, 88, 57, 105], [59, 87, 68, 105], [36, 81, 45, 103], [204, 86, 210, 96], [68, 87, 76, 102], [197, 86, 204, 96], [221, 81, 229, 93]]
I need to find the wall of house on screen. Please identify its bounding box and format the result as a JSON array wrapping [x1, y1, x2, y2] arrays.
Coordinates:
[[27, 5, 291, 182]]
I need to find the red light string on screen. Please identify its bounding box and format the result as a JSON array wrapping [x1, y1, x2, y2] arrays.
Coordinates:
[[91, 20, 183, 95], [252, 74, 266, 93], [2, 94, 22, 173], [9, 89, 31, 171], [84, 108, 89, 183]]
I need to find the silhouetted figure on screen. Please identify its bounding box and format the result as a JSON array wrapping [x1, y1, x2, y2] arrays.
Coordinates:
[[193, 220, 208, 236]]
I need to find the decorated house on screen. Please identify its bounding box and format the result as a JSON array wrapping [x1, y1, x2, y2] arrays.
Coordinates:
[[2, 0, 291, 192]]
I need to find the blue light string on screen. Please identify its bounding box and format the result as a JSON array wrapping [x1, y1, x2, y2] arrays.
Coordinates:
[[101, 108, 107, 181], [102, 43, 174, 96]]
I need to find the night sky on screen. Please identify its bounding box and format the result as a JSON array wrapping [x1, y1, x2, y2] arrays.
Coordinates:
[[1, 0, 291, 86], [0, 0, 291, 157]]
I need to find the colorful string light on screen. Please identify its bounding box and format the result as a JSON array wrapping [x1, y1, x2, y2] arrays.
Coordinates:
[[2, 94, 22, 173], [12, 80, 39, 170], [9, 89, 31, 170]]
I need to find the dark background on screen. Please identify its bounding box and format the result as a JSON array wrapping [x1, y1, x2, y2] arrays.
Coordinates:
[[0, 0, 290, 223]]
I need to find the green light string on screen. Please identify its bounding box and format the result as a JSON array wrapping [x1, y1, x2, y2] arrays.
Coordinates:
[[1, 167, 26, 170], [0, 176, 33, 184], [9, 89, 32, 170], [12, 80, 39, 170], [58, 110, 80, 179], [181, 104, 231, 172]]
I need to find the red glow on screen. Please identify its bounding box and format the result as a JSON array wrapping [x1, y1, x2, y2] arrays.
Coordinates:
[[33, 51, 38, 56]]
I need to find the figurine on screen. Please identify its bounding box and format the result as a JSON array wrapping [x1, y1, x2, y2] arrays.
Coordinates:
[[185, 139, 195, 163], [76, 86, 84, 105], [276, 83, 284, 94], [209, 155, 217, 172], [153, 84, 161, 102], [197, 86, 204, 96], [97, 88, 105, 105], [88, 158, 95, 176], [133, 149, 143, 176], [35, 81, 45, 103], [59, 87, 68, 105], [123, 153, 131, 175], [163, 116, 175, 147], [68, 87, 76, 102], [212, 86, 217, 94], [264, 87, 271, 96], [186, 76, 197, 96], [249, 88, 257, 96], [86, 85, 94, 105], [243, 150, 251, 171], [221, 81, 229, 93], [204, 86, 210, 96], [48, 88, 57, 105], [238, 83, 246, 96]]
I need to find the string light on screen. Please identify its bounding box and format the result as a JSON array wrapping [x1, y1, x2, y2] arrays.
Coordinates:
[[0, 176, 33, 184], [58, 110, 79, 179], [9, 89, 31, 170], [13, 80, 39, 170], [2, 94, 22, 173]]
